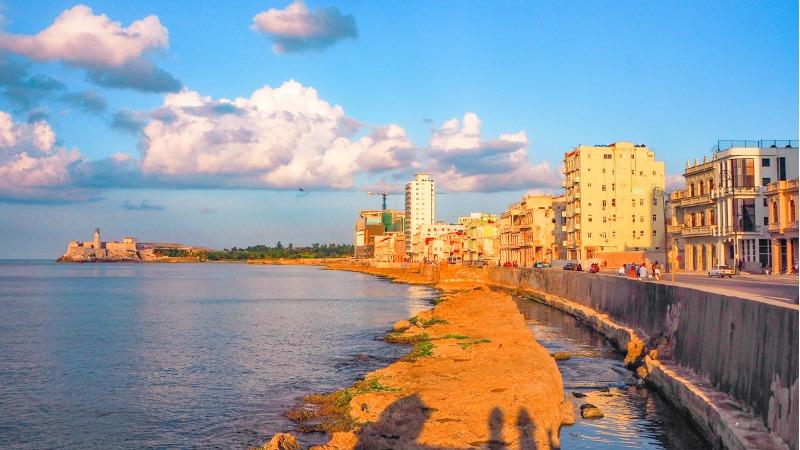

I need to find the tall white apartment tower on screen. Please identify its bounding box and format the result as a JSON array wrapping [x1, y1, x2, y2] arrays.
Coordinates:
[[405, 173, 436, 254]]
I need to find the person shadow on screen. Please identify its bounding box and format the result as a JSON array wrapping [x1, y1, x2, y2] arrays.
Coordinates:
[[354, 396, 547, 449]]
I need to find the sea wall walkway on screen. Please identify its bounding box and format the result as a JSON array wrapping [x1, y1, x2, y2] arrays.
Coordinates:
[[488, 267, 798, 450]]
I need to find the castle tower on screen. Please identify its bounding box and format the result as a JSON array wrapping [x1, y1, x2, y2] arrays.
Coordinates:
[[93, 228, 101, 249]]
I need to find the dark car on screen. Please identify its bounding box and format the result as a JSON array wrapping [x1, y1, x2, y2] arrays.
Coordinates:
[[563, 262, 576, 271], [589, 263, 600, 273]]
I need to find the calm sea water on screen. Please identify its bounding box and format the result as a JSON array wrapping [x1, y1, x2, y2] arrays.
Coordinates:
[[0, 261, 433, 449], [514, 296, 708, 449]]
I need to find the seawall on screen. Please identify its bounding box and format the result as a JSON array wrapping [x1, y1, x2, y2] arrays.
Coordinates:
[[488, 267, 798, 450]]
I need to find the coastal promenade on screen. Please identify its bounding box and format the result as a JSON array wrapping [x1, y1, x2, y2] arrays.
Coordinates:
[[261, 264, 572, 450]]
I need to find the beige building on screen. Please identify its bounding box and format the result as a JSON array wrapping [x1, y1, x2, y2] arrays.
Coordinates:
[[668, 140, 798, 273], [766, 179, 798, 273], [562, 142, 665, 263], [411, 223, 462, 262], [499, 195, 557, 266], [373, 232, 406, 263], [405, 173, 435, 255]]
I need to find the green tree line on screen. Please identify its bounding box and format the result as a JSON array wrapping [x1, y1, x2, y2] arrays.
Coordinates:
[[203, 242, 353, 261]]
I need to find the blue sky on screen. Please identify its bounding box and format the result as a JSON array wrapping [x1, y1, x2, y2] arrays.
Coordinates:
[[0, 0, 796, 258]]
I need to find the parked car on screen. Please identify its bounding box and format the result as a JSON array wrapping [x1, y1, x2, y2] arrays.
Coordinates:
[[533, 261, 551, 268], [709, 265, 735, 278], [563, 262, 576, 271], [503, 261, 513, 267], [589, 263, 600, 273]]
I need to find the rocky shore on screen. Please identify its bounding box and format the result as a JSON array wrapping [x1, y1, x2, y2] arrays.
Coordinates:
[[259, 264, 573, 450]]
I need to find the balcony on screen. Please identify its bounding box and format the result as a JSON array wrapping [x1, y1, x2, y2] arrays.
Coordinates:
[[788, 221, 799, 232], [766, 179, 799, 194], [715, 186, 759, 197], [682, 193, 712, 206], [682, 225, 713, 237], [669, 190, 687, 202], [667, 223, 684, 234]]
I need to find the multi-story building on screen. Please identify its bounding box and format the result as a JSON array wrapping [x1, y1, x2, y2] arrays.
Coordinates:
[[354, 209, 405, 259], [373, 232, 406, 263], [765, 179, 798, 273], [499, 195, 557, 266], [562, 142, 666, 264], [552, 195, 568, 260], [411, 223, 463, 262], [405, 173, 435, 256], [668, 140, 798, 273], [458, 213, 499, 265]]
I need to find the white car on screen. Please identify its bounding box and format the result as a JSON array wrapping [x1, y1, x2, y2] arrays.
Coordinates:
[[709, 265, 735, 278]]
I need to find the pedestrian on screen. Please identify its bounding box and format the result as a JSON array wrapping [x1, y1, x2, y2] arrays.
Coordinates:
[[654, 266, 662, 281], [618, 264, 626, 276], [638, 264, 648, 281], [629, 263, 637, 278]]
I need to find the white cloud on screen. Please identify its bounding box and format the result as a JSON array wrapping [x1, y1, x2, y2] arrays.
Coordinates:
[[252, 1, 357, 54], [140, 80, 413, 189], [0, 5, 168, 68], [0, 111, 85, 202], [423, 113, 560, 192]]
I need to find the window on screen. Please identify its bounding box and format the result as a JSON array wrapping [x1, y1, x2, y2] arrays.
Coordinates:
[[791, 200, 797, 222], [710, 210, 715, 225], [588, 215, 593, 222], [612, 231, 616, 238], [652, 214, 657, 221], [631, 199, 635, 207], [611, 198, 616, 207], [764, 198, 768, 207], [761, 158, 770, 167], [778, 157, 787, 181], [588, 233, 592, 238], [640, 216, 644, 222], [639, 199, 644, 206], [602, 200, 607, 209], [639, 171, 643, 176], [639, 230, 644, 236], [602, 169, 606, 173], [604, 154, 612, 159], [632, 215, 636, 223], [652, 171, 656, 176], [603, 216, 607, 223], [631, 170, 635, 175], [763, 217, 769, 226], [631, 154, 635, 159], [602, 184, 606, 191], [653, 230, 657, 237], [632, 231, 636, 238], [734, 198, 756, 231], [762, 177, 771, 186]]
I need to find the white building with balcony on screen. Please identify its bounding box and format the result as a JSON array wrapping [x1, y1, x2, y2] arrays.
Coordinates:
[[668, 140, 798, 273]]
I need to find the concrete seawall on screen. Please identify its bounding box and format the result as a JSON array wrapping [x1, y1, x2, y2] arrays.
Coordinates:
[[488, 267, 798, 450]]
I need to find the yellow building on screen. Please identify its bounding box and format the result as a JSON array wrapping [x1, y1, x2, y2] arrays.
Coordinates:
[[766, 179, 798, 273], [354, 209, 405, 259], [562, 142, 665, 263], [499, 195, 556, 266], [458, 213, 499, 265]]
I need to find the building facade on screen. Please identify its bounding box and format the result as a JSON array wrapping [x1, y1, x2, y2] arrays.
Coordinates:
[[458, 213, 499, 265], [405, 173, 435, 256], [668, 140, 798, 273], [766, 179, 798, 273], [499, 195, 557, 266], [562, 142, 666, 263], [411, 223, 463, 262], [354, 209, 405, 259], [373, 232, 406, 263]]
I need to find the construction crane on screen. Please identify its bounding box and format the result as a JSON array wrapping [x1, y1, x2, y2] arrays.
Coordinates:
[[367, 191, 399, 210]]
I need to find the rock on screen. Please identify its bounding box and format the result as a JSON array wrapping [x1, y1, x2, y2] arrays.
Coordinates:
[[259, 433, 301, 450], [579, 404, 604, 419], [392, 320, 411, 332], [551, 352, 571, 361], [636, 366, 649, 379], [599, 387, 610, 392], [572, 392, 587, 398], [648, 349, 658, 360]]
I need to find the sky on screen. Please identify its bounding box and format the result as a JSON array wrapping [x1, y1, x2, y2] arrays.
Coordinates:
[[0, 0, 797, 258]]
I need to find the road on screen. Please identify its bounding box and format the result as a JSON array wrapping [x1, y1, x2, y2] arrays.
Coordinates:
[[667, 273, 798, 304]]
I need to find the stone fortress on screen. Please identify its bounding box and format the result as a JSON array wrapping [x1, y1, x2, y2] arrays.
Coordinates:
[[58, 228, 195, 262]]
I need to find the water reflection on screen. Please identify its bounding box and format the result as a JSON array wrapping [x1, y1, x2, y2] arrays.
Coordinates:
[[513, 295, 707, 450]]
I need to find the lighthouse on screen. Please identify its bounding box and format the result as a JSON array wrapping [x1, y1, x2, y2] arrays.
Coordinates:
[[93, 228, 101, 249]]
